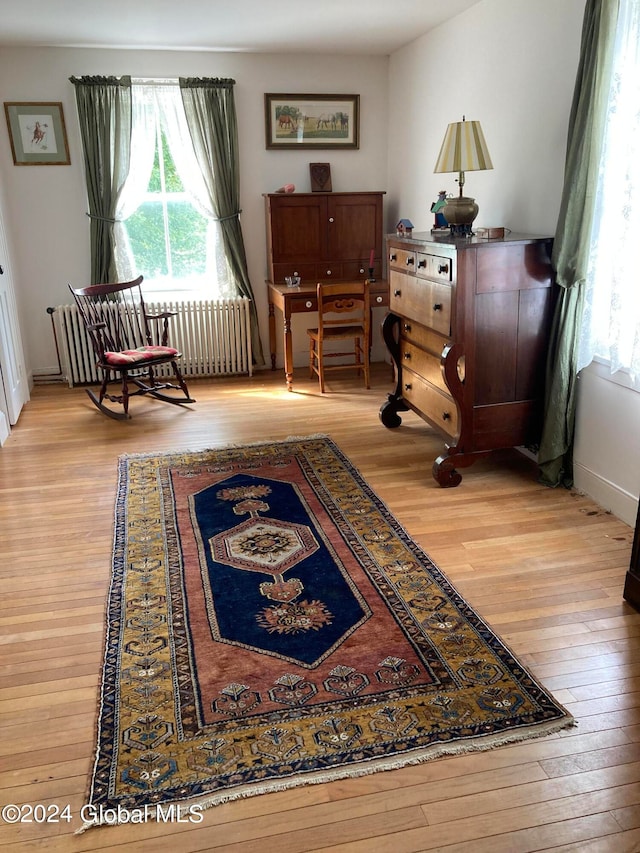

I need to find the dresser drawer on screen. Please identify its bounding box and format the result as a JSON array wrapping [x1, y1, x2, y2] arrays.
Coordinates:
[[402, 367, 459, 438], [400, 318, 450, 356], [399, 339, 448, 394], [390, 270, 452, 336], [388, 247, 416, 273], [415, 252, 453, 282]]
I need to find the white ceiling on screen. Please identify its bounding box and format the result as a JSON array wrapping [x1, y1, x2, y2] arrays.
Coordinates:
[[0, 0, 481, 55]]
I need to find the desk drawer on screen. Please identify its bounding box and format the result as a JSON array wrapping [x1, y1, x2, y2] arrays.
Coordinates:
[[272, 262, 317, 285], [402, 367, 459, 438], [287, 294, 318, 313]]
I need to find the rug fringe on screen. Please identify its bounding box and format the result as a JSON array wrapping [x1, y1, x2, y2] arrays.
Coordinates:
[[75, 715, 575, 833]]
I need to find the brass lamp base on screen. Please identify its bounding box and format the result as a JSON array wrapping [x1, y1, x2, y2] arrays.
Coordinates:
[[442, 195, 479, 236]]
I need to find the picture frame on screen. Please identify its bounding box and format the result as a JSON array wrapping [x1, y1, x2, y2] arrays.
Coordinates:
[[265, 93, 359, 150], [4, 101, 70, 165]]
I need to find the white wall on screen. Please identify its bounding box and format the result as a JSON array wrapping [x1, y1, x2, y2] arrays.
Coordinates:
[[387, 0, 584, 234], [0, 47, 389, 375], [574, 363, 640, 525]]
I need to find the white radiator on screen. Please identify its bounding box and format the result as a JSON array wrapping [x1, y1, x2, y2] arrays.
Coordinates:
[[53, 298, 253, 387]]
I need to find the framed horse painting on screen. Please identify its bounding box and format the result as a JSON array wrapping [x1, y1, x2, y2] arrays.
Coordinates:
[[4, 102, 70, 165], [265, 94, 359, 150]]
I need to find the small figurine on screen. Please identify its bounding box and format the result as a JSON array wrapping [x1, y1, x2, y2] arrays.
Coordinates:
[[431, 191, 448, 228], [396, 219, 414, 236]]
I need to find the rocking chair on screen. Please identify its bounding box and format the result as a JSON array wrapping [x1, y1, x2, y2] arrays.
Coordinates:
[[69, 276, 195, 419]]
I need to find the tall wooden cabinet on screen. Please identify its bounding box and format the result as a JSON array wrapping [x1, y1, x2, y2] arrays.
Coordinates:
[[264, 192, 384, 285], [380, 231, 556, 486]]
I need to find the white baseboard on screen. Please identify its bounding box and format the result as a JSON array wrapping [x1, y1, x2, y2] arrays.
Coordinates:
[[573, 461, 639, 527]]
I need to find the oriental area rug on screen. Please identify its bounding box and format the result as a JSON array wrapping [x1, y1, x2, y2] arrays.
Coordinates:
[[85, 436, 574, 827]]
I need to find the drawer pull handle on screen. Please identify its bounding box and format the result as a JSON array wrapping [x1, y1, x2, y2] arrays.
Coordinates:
[[305, 301, 313, 308], [390, 253, 397, 261], [442, 412, 451, 421], [404, 383, 412, 391], [418, 259, 427, 269], [438, 264, 449, 274], [376, 296, 383, 304], [406, 257, 414, 266], [433, 303, 443, 311], [403, 352, 411, 360], [403, 323, 411, 332], [394, 289, 401, 297], [326, 270, 332, 275], [329, 217, 335, 223]]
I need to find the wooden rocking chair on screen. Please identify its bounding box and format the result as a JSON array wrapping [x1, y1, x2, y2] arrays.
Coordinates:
[[69, 276, 195, 419]]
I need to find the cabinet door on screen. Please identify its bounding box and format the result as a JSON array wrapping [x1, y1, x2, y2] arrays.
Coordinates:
[[327, 194, 382, 261], [269, 195, 327, 263]]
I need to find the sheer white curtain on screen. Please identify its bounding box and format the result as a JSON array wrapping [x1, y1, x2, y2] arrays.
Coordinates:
[[114, 80, 235, 297], [154, 83, 235, 298], [578, 0, 640, 387], [113, 83, 156, 281]]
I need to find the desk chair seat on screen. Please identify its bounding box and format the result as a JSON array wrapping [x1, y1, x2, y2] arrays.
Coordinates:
[[307, 281, 371, 393]]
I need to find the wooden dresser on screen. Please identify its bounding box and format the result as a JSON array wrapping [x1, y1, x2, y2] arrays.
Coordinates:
[[380, 231, 556, 486], [263, 191, 384, 285]]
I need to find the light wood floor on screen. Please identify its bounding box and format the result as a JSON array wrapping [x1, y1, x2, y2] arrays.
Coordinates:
[[1, 365, 639, 852]]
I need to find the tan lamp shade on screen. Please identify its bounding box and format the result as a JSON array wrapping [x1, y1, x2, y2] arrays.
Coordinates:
[[434, 119, 493, 174]]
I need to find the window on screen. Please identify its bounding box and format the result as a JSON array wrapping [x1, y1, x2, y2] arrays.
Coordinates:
[[578, 0, 640, 388], [114, 81, 235, 300]]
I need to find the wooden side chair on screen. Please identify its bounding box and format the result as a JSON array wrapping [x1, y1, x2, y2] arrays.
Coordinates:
[[69, 275, 195, 419], [307, 281, 371, 393]]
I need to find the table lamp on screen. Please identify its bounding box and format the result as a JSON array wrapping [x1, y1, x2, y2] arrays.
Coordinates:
[[434, 116, 493, 236]]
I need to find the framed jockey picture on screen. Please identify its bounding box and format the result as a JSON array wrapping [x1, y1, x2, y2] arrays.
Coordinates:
[[4, 102, 70, 165], [265, 94, 359, 149]]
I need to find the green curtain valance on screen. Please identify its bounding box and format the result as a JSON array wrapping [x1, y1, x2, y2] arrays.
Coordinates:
[[179, 77, 236, 88]]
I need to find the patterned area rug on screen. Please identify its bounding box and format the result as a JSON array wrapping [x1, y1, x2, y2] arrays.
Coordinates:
[[86, 436, 574, 826]]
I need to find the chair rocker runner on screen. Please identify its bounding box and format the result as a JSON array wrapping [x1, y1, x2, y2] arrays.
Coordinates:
[[307, 281, 371, 393], [69, 276, 195, 419]]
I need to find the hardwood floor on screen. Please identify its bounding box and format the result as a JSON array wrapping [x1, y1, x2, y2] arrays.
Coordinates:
[[1, 365, 639, 852]]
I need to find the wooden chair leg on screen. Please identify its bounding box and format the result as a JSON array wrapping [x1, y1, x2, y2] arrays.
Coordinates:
[[121, 374, 130, 417], [170, 361, 194, 401], [98, 373, 109, 403]]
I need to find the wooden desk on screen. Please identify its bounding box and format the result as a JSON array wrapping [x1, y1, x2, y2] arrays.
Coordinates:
[[267, 279, 389, 391]]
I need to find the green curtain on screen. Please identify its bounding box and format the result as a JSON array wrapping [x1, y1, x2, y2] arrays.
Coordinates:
[[538, 0, 619, 487], [179, 77, 264, 365], [69, 75, 132, 285]]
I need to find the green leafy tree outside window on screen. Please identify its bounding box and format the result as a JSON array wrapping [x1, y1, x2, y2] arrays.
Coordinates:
[[125, 130, 208, 285]]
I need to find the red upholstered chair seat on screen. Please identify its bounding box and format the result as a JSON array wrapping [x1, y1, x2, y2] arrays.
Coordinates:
[[104, 345, 179, 366]]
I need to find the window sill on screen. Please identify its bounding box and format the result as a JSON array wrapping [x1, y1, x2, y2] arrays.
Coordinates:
[[583, 357, 640, 393]]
